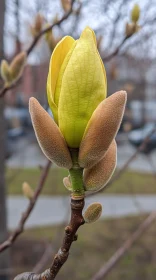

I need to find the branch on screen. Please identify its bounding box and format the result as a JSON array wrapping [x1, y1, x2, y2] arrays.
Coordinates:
[[33, 214, 69, 273], [14, 196, 85, 280], [0, 0, 75, 98], [91, 211, 156, 280], [109, 126, 156, 186], [103, 35, 129, 62], [0, 160, 51, 253]]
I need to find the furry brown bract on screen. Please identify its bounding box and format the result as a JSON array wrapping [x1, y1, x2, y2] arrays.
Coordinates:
[[29, 97, 73, 169], [83, 140, 117, 192], [83, 202, 102, 223], [78, 91, 127, 169]]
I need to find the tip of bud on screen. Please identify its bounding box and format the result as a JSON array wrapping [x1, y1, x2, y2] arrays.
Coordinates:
[[83, 202, 102, 223], [0, 60, 12, 84], [131, 4, 140, 23]]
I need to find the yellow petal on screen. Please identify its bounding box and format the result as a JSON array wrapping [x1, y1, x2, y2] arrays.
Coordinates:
[[58, 27, 107, 148], [29, 97, 73, 169], [84, 27, 107, 89], [79, 91, 127, 168], [84, 140, 117, 192], [47, 36, 75, 123]]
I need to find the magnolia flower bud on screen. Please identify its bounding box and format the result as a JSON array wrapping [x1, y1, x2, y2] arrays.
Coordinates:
[[10, 52, 26, 82], [131, 4, 140, 23], [22, 182, 34, 200], [0, 60, 12, 85], [47, 27, 107, 148], [83, 203, 102, 223]]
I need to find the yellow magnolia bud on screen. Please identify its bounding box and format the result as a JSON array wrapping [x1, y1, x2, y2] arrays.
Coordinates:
[[83, 203, 102, 223], [47, 27, 107, 148], [10, 52, 26, 82], [22, 182, 34, 200], [0, 60, 12, 85], [31, 26, 126, 176], [131, 4, 140, 23]]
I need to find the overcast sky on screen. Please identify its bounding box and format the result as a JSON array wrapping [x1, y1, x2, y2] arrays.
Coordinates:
[[4, 0, 156, 63]]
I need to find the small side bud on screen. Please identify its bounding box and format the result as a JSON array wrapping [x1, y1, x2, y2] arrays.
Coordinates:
[[10, 52, 26, 82], [0, 60, 12, 85], [83, 203, 102, 223], [22, 182, 34, 200], [126, 22, 140, 37], [131, 4, 140, 23]]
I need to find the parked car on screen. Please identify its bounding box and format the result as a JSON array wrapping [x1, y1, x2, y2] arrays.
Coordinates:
[[128, 123, 156, 153]]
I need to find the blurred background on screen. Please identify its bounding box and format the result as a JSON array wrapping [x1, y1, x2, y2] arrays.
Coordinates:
[[0, 0, 156, 279]]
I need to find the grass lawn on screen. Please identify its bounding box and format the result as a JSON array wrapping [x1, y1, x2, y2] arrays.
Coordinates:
[[7, 167, 156, 195], [12, 215, 156, 280]]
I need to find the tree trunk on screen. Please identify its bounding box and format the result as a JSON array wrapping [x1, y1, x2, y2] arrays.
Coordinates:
[[0, 1, 10, 280]]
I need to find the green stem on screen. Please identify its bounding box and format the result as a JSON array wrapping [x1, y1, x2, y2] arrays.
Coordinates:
[[69, 148, 84, 197]]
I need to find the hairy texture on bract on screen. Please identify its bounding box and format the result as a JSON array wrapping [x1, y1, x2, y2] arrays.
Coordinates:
[[29, 98, 72, 169], [79, 91, 126, 168], [83, 202, 102, 223], [83, 140, 117, 192]]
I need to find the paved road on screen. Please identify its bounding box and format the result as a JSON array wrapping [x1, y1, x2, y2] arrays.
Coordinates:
[[6, 136, 156, 173], [7, 195, 156, 230]]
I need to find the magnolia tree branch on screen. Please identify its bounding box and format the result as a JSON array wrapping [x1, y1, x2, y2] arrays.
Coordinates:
[[108, 126, 156, 186], [0, 0, 75, 98], [33, 211, 69, 273], [14, 197, 85, 280], [91, 211, 156, 280], [0, 160, 51, 253], [103, 35, 129, 62], [87, 126, 156, 198]]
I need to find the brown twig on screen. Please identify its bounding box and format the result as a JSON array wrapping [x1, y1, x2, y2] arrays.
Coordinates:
[[103, 126, 156, 191], [33, 208, 69, 273], [87, 126, 156, 198], [14, 196, 85, 280], [103, 35, 129, 62], [0, 0, 75, 98], [0, 160, 51, 253], [91, 211, 156, 280]]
